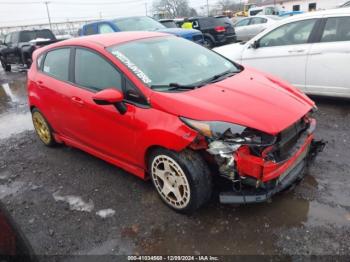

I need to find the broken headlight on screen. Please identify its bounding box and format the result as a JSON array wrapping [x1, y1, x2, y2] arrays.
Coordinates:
[[180, 117, 276, 146]]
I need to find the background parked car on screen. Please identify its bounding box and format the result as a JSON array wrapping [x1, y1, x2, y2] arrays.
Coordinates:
[[234, 15, 281, 42], [79, 16, 204, 45], [158, 19, 178, 28], [0, 29, 58, 71], [214, 8, 350, 98], [189, 16, 236, 48]]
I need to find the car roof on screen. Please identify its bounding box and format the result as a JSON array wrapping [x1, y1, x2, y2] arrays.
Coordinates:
[[280, 7, 350, 22], [50, 31, 169, 48], [84, 16, 153, 26]]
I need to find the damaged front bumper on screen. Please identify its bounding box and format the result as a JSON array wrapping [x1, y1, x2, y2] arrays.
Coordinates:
[[219, 138, 326, 204]]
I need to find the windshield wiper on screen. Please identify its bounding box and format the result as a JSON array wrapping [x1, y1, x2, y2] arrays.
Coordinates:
[[150, 83, 201, 91], [204, 70, 237, 84]]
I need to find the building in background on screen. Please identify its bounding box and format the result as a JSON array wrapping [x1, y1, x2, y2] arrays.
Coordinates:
[[259, 0, 345, 12]]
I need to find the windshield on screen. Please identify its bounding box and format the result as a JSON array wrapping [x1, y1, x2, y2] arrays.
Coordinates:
[[108, 36, 240, 90], [215, 17, 234, 26], [161, 21, 178, 28], [113, 16, 166, 31]]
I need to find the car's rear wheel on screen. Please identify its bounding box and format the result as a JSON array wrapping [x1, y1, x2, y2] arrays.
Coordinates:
[[31, 109, 56, 147], [149, 148, 212, 213], [203, 37, 214, 49]]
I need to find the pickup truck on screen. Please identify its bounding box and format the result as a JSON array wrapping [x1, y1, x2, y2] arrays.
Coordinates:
[[0, 29, 58, 71], [79, 16, 204, 45]]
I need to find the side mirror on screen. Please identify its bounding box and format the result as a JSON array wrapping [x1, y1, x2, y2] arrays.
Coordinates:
[[250, 40, 259, 49], [92, 88, 127, 114]]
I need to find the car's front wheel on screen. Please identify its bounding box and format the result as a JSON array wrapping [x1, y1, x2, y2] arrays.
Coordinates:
[[1, 58, 11, 72], [149, 148, 212, 213]]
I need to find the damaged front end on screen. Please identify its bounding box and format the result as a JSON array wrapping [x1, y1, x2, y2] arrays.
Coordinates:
[[182, 113, 326, 204]]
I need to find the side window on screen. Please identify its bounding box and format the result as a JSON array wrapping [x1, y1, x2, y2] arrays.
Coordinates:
[[321, 17, 350, 43], [84, 25, 96, 35], [250, 18, 266, 25], [43, 48, 70, 81], [99, 24, 114, 34], [4, 34, 11, 45], [236, 19, 250, 27], [259, 19, 316, 47], [75, 48, 122, 91], [11, 32, 19, 43], [124, 78, 147, 105]]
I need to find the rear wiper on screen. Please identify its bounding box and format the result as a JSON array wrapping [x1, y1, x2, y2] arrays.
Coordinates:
[[150, 83, 201, 91]]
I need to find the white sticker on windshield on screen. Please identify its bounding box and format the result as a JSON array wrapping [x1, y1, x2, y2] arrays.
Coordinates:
[[112, 50, 152, 84]]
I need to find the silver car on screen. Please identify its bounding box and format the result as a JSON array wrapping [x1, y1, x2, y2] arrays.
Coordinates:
[[234, 15, 281, 42]]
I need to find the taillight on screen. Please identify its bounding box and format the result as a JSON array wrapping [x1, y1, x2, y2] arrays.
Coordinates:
[[215, 26, 226, 33]]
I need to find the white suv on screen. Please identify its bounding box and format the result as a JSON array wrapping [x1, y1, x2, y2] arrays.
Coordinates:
[[214, 8, 350, 98]]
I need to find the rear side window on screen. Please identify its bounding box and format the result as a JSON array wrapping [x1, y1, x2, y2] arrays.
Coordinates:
[[321, 17, 350, 42], [215, 17, 233, 26], [43, 48, 70, 81], [75, 48, 122, 91]]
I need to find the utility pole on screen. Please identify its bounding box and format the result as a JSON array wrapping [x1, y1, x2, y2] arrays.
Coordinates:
[[145, 2, 148, 16], [44, 1, 52, 30], [206, 0, 209, 16]]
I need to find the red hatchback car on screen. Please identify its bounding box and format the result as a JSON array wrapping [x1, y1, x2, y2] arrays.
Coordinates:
[[28, 32, 324, 213]]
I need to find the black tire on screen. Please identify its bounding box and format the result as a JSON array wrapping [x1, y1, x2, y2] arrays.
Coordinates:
[[31, 108, 57, 147], [148, 148, 212, 214], [203, 36, 214, 49], [1, 58, 11, 72]]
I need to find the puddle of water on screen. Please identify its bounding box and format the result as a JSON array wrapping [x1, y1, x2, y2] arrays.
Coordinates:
[[135, 190, 349, 255], [0, 181, 26, 199], [306, 201, 350, 227], [96, 208, 116, 218], [53, 193, 94, 212], [0, 112, 33, 139]]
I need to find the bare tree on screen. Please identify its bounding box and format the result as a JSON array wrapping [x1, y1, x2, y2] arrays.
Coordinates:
[[152, 0, 197, 18]]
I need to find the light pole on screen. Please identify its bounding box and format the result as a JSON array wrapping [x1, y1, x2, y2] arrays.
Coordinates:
[[44, 1, 52, 30], [206, 0, 209, 16]]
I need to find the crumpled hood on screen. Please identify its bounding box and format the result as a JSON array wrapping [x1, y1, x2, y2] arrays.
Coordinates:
[[213, 42, 246, 62], [150, 68, 314, 135], [157, 28, 201, 37]]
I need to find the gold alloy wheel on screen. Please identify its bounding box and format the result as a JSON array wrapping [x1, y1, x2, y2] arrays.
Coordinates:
[[32, 111, 52, 145], [151, 155, 191, 209]]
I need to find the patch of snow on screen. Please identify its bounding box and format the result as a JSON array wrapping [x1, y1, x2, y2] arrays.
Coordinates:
[[53, 193, 94, 212], [96, 209, 115, 218]]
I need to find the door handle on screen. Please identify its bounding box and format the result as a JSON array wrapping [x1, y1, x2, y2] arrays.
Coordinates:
[[37, 80, 45, 88], [71, 96, 84, 106], [309, 51, 322, 55], [288, 49, 306, 53]]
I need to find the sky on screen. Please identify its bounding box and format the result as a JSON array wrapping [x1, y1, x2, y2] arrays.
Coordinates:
[[0, 0, 222, 27]]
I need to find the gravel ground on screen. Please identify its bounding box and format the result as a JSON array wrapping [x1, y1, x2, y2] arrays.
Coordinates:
[[0, 68, 349, 259]]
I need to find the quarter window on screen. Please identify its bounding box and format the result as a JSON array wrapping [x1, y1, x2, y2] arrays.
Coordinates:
[[250, 17, 267, 25], [75, 49, 122, 91], [321, 17, 350, 42], [258, 19, 316, 47], [43, 48, 70, 81]]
